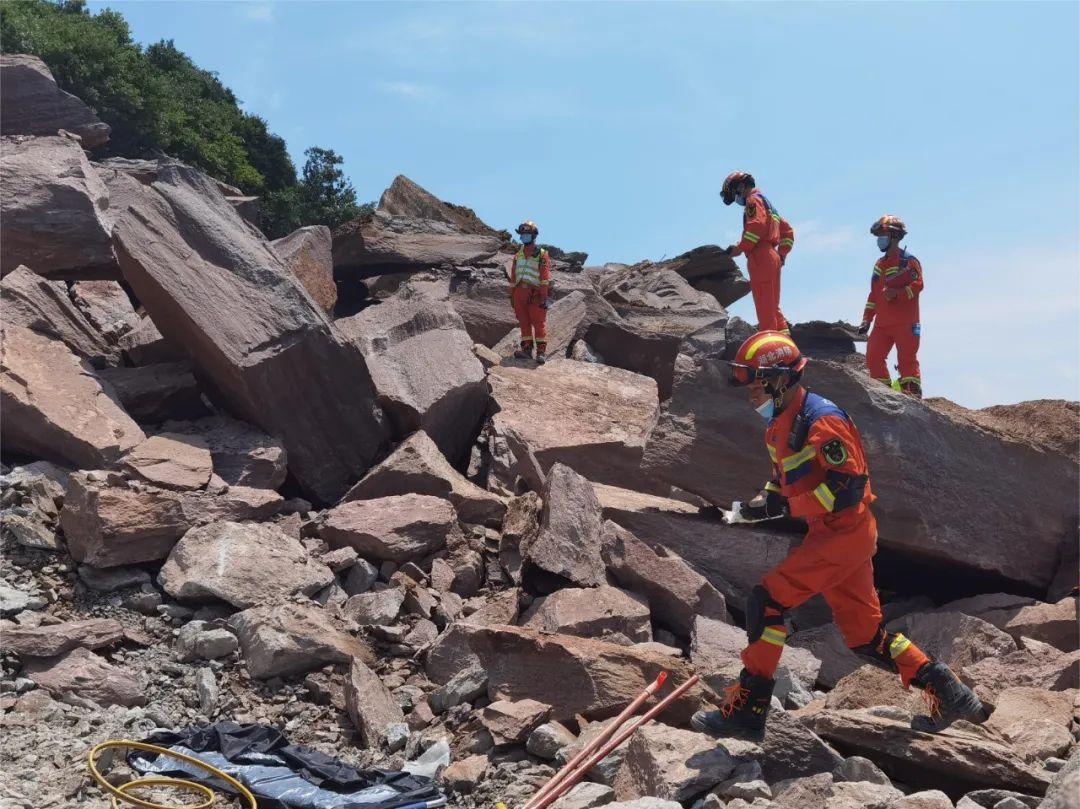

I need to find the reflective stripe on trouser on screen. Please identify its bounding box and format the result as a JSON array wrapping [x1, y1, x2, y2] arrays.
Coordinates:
[[741, 609, 788, 678], [866, 322, 920, 384], [746, 246, 788, 333], [512, 285, 547, 344]]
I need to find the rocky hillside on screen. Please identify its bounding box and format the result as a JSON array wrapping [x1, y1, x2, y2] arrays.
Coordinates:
[[0, 55, 1077, 809]]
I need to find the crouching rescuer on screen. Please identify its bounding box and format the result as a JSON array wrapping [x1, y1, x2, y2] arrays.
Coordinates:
[[508, 220, 552, 363], [691, 331, 986, 740]]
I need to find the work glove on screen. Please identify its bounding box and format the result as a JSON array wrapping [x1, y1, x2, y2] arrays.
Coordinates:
[[723, 245, 742, 258], [857, 321, 871, 336], [739, 491, 789, 522]]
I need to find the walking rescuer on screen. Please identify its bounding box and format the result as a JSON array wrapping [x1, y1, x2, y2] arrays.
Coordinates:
[[691, 330, 987, 740], [507, 220, 552, 363]]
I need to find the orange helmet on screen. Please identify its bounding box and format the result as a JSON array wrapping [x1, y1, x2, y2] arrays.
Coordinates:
[[515, 220, 539, 236], [727, 330, 807, 388], [721, 171, 755, 205], [870, 215, 907, 238]]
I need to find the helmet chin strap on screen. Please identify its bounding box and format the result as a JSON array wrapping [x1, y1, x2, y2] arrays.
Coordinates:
[[764, 370, 801, 413]]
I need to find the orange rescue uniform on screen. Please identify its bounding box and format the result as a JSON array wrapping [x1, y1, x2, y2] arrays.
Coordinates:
[[862, 248, 924, 389], [509, 245, 552, 351], [741, 387, 931, 687], [736, 190, 794, 334]]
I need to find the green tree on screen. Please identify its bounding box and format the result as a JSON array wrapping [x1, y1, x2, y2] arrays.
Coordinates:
[[262, 147, 371, 238]]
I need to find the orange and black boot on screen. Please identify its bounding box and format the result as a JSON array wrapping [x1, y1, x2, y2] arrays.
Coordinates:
[[534, 340, 547, 365], [691, 669, 774, 741], [513, 340, 533, 360], [910, 661, 986, 733], [900, 378, 923, 399]]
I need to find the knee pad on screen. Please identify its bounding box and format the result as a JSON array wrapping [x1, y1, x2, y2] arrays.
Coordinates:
[[745, 585, 787, 643], [850, 625, 907, 673]]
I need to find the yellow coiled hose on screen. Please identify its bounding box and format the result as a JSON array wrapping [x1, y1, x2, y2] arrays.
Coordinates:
[[87, 740, 258, 809]]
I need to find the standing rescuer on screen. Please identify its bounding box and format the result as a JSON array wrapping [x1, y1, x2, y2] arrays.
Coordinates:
[[859, 215, 924, 398], [691, 331, 986, 741], [721, 171, 795, 335], [508, 220, 552, 363]]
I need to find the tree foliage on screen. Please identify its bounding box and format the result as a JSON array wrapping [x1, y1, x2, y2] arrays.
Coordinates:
[[1, 0, 369, 235]]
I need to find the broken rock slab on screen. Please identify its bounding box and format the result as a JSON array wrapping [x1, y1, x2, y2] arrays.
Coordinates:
[[804, 708, 1052, 797], [159, 521, 334, 608], [491, 289, 621, 360], [0, 618, 124, 658], [0, 133, 117, 278], [600, 516, 729, 637], [1, 265, 117, 365], [270, 225, 336, 313], [612, 723, 735, 801], [338, 294, 488, 465], [228, 602, 372, 679], [98, 363, 209, 424], [122, 433, 214, 491], [320, 494, 460, 564], [158, 416, 287, 490], [0, 54, 110, 146], [344, 658, 404, 748], [523, 463, 607, 593], [480, 698, 552, 745], [60, 471, 281, 568], [1, 326, 145, 469], [112, 164, 391, 503], [488, 359, 661, 492], [982, 686, 1076, 762], [119, 317, 187, 367], [341, 430, 506, 527], [522, 586, 652, 643], [980, 598, 1079, 653], [886, 611, 1018, 673], [960, 639, 1079, 703], [69, 280, 141, 344], [24, 647, 144, 707]]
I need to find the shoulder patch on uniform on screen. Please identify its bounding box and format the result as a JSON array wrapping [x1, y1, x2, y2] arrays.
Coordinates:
[[822, 439, 848, 466], [746, 203, 757, 219]]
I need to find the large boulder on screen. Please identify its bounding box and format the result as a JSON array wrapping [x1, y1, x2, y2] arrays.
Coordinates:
[[1, 326, 145, 469], [157, 416, 287, 490], [69, 280, 141, 343], [377, 175, 500, 237], [594, 483, 795, 606], [438, 623, 704, 725], [320, 494, 460, 563], [122, 433, 213, 491], [642, 330, 1079, 590], [1, 618, 124, 658], [337, 294, 487, 464], [159, 521, 335, 608], [886, 611, 1018, 673], [978, 598, 1079, 652], [489, 359, 661, 491], [599, 517, 729, 637], [0, 54, 110, 147], [803, 708, 1052, 798], [983, 687, 1076, 763], [645, 246, 750, 307], [1, 134, 117, 278], [97, 362, 210, 424], [228, 602, 371, 679], [60, 471, 281, 568], [406, 273, 519, 347], [960, 640, 1079, 703], [111, 164, 390, 503], [341, 430, 506, 527], [119, 317, 186, 367], [332, 209, 502, 277], [2, 265, 117, 365], [523, 464, 606, 593], [612, 724, 734, 801], [521, 586, 652, 643], [491, 289, 620, 360], [270, 225, 336, 313], [23, 648, 144, 708]]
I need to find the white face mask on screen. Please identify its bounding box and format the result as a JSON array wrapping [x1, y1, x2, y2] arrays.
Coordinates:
[[755, 399, 775, 421], [876, 235, 891, 252]]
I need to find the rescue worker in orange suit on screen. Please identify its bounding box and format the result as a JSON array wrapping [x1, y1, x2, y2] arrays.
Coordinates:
[[691, 331, 986, 740], [508, 220, 552, 363], [721, 171, 794, 334], [859, 215, 924, 398]]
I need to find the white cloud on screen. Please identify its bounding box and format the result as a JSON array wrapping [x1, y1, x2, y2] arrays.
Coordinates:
[[245, 2, 275, 23], [791, 220, 860, 253], [374, 80, 436, 101]]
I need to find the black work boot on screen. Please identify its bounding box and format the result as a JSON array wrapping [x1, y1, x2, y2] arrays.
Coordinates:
[[691, 669, 774, 741], [910, 661, 987, 733], [513, 340, 533, 360], [534, 341, 547, 364]]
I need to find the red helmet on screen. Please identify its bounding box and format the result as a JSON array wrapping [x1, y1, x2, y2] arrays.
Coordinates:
[[721, 171, 755, 205], [727, 330, 806, 387], [515, 220, 539, 236], [870, 215, 907, 238]]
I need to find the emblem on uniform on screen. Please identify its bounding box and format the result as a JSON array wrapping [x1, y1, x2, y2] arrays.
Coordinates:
[[822, 439, 848, 466], [746, 203, 757, 219]]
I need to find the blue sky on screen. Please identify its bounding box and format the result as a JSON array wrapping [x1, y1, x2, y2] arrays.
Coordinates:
[[90, 1, 1079, 408]]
